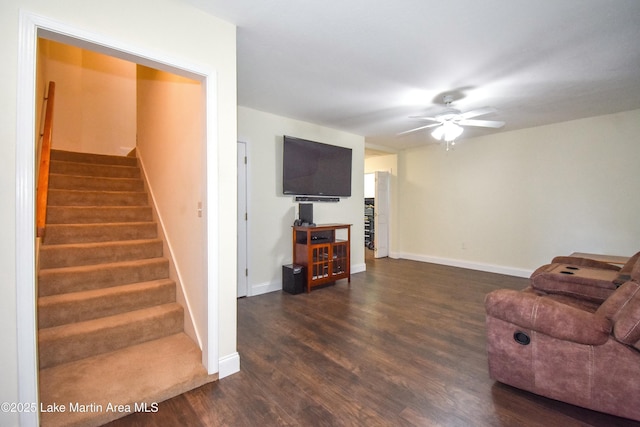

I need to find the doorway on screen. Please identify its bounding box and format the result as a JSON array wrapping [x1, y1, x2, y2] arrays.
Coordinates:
[[16, 14, 221, 420], [364, 171, 390, 259]]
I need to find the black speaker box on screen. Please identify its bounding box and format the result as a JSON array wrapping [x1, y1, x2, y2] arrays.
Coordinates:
[[299, 203, 313, 225], [282, 264, 306, 294]]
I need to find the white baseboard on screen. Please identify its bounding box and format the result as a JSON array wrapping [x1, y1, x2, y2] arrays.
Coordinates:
[[218, 352, 240, 379], [250, 280, 281, 296], [351, 263, 366, 274], [399, 252, 533, 278]]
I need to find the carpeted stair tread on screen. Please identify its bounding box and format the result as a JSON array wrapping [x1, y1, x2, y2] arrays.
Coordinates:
[[50, 160, 141, 179], [39, 238, 164, 269], [47, 189, 148, 207], [49, 173, 144, 192], [45, 206, 153, 224], [39, 303, 184, 369], [44, 222, 158, 245], [51, 149, 139, 167], [38, 257, 170, 296], [39, 333, 216, 427], [38, 279, 176, 328]]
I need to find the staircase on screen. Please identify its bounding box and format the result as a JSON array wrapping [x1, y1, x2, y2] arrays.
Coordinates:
[[38, 149, 215, 427]]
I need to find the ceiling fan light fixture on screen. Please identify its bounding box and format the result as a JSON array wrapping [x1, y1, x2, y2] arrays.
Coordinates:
[[431, 121, 463, 142], [399, 95, 503, 146], [431, 125, 445, 140]]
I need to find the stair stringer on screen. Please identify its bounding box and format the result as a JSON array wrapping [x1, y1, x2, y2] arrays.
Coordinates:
[[135, 155, 202, 353]]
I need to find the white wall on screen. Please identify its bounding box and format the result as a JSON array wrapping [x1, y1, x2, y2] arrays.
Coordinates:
[[397, 109, 640, 276], [2, 2, 237, 425], [37, 39, 137, 155], [238, 107, 365, 296]]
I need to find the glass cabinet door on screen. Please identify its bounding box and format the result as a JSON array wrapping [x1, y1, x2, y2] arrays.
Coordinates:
[[332, 242, 348, 275], [311, 244, 330, 279]]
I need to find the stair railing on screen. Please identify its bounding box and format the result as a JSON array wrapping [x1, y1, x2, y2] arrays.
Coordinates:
[[36, 81, 56, 238]]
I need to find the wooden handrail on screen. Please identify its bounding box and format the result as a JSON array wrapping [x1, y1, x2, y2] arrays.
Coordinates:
[[36, 81, 56, 238]]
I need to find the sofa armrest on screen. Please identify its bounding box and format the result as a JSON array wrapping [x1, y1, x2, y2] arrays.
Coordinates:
[[531, 263, 618, 302], [551, 256, 621, 271], [485, 289, 612, 345]]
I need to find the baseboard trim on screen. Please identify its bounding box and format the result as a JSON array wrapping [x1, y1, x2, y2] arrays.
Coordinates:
[[399, 252, 533, 278], [351, 263, 366, 274], [218, 352, 240, 379], [250, 280, 281, 296]]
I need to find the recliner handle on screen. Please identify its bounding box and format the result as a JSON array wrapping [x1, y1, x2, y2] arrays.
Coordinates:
[[514, 331, 531, 345]]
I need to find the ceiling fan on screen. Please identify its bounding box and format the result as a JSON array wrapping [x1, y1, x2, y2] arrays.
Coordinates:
[[399, 95, 505, 149]]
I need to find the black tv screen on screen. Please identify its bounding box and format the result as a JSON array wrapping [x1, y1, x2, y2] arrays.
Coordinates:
[[283, 135, 352, 197]]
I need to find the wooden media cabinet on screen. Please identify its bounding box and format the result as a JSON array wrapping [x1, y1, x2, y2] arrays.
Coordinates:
[[292, 223, 351, 293]]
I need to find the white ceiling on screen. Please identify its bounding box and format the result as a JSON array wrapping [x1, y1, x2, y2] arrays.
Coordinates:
[[182, 0, 640, 151]]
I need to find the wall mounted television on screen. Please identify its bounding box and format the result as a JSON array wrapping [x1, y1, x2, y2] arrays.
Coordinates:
[[283, 135, 352, 198]]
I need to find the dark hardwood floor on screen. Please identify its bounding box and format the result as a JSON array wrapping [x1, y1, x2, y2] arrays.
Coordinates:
[[107, 254, 639, 426]]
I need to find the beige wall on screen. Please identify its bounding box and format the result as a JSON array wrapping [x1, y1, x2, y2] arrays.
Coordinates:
[[238, 107, 365, 296], [2, 1, 237, 425], [396, 109, 640, 275], [38, 39, 137, 155], [37, 45, 210, 357], [136, 65, 206, 355]]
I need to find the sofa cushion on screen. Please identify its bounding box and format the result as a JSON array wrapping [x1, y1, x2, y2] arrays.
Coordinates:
[[597, 281, 640, 319], [612, 251, 640, 287], [603, 281, 640, 350], [632, 256, 640, 281]]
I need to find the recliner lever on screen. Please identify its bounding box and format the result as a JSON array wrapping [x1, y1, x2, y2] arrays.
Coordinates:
[[513, 331, 531, 345]]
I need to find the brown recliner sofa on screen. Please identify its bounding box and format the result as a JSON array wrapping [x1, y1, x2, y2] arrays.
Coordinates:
[[485, 259, 640, 421]]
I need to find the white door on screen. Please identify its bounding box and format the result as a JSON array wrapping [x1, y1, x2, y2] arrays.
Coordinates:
[[237, 142, 248, 297], [374, 171, 390, 258]]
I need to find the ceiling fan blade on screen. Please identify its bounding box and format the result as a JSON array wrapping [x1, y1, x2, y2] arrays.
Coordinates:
[[408, 115, 440, 122], [397, 123, 441, 136], [461, 107, 497, 119], [458, 119, 505, 128]]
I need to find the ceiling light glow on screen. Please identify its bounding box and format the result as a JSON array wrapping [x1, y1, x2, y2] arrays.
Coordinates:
[[431, 122, 463, 142]]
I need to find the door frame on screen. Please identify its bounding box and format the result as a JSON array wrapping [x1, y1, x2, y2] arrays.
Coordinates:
[[237, 141, 248, 297], [16, 12, 220, 424], [374, 171, 390, 258]]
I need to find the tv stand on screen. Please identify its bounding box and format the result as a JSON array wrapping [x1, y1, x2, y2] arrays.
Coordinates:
[[292, 223, 351, 292]]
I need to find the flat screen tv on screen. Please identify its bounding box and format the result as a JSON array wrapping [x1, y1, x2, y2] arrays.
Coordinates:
[[283, 135, 352, 198]]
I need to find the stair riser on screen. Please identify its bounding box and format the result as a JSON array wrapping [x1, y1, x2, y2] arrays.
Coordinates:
[[50, 160, 140, 179], [51, 149, 138, 167], [38, 280, 176, 328], [46, 206, 153, 224], [48, 189, 148, 207], [40, 240, 164, 269], [38, 304, 184, 369], [49, 174, 144, 192], [38, 258, 170, 296], [44, 222, 158, 245]]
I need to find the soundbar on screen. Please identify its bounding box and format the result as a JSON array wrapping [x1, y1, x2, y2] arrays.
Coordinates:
[[295, 196, 340, 202]]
